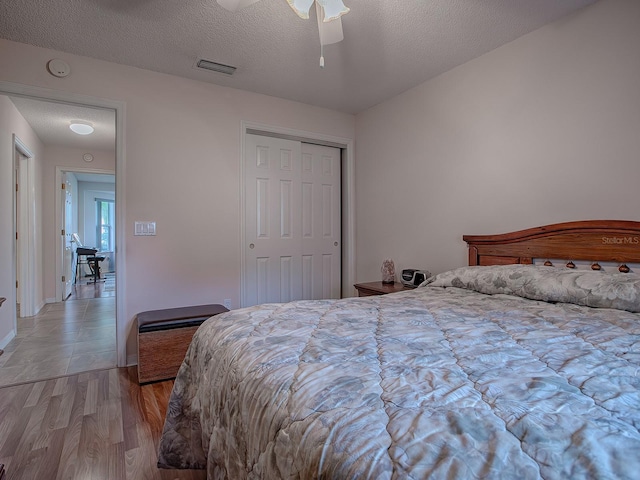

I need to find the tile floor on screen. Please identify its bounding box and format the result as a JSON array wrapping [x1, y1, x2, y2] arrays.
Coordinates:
[[0, 297, 116, 387]]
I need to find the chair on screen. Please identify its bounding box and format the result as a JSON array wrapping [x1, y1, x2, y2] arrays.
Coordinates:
[[86, 254, 106, 283]]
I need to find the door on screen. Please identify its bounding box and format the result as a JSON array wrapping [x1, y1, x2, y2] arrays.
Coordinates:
[[62, 173, 73, 299], [300, 142, 342, 300], [244, 134, 341, 306], [14, 143, 36, 318], [15, 156, 21, 314]]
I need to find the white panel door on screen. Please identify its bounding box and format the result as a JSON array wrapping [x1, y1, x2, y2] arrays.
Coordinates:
[[244, 134, 341, 306], [62, 174, 74, 299], [300, 142, 341, 300]]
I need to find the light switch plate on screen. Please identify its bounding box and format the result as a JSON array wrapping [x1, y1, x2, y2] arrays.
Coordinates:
[[134, 221, 156, 236]]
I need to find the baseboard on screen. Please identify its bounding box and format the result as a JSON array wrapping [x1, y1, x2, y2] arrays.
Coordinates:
[[0, 329, 16, 350], [126, 354, 138, 367], [35, 300, 46, 315], [45, 297, 56, 304]]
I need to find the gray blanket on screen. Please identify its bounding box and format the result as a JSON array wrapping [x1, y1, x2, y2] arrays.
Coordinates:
[[158, 266, 640, 479]]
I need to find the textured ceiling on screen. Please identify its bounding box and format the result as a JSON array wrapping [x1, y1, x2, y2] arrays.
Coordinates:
[[9, 96, 116, 152], [0, 0, 597, 114]]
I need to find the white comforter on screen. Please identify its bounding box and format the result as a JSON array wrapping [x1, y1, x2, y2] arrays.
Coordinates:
[[158, 266, 640, 479]]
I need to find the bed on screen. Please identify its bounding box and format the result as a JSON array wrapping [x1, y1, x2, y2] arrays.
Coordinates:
[[157, 220, 640, 479]]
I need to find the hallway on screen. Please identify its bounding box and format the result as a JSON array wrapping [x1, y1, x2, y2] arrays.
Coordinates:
[[0, 296, 116, 388]]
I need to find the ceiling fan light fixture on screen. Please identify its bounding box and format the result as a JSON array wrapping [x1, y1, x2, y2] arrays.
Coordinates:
[[285, 0, 314, 19], [70, 123, 94, 135], [286, 0, 348, 21], [216, 0, 350, 67], [316, 0, 349, 22]]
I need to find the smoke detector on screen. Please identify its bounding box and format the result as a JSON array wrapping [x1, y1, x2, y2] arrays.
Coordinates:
[[47, 59, 71, 78]]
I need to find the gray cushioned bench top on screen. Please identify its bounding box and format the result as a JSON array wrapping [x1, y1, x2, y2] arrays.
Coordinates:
[[137, 304, 229, 333]]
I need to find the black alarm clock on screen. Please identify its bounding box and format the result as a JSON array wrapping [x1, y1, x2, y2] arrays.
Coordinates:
[[401, 269, 431, 287]]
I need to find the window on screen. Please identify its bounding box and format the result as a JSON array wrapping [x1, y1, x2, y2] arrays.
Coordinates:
[[96, 198, 115, 251]]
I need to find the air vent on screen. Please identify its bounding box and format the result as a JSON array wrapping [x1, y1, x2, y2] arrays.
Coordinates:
[[196, 59, 237, 76]]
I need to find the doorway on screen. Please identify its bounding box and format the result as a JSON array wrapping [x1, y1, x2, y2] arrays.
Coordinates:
[[13, 137, 36, 318], [62, 171, 74, 300], [56, 168, 116, 302], [0, 80, 126, 371]]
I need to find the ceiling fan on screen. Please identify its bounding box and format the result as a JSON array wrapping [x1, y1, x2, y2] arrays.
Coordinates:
[[217, 0, 350, 67]]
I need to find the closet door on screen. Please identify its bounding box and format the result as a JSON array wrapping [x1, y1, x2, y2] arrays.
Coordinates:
[[300, 142, 341, 300], [244, 134, 341, 306]]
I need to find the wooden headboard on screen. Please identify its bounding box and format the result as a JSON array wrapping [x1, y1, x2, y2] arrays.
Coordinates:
[[463, 220, 640, 270]]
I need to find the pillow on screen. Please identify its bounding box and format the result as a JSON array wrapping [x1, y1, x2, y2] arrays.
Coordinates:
[[423, 264, 640, 313]]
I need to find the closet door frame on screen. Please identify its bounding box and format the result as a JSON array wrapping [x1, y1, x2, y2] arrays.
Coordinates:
[[240, 121, 355, 307]]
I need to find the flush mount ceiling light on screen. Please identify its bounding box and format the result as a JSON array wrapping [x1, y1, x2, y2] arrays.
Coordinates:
[[217, 0, 349, 67], [69, 123, 94, 135]]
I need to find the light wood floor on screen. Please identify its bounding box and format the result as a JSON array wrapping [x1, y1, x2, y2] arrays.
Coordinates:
[[72, 273, 115, 300], [0, 298, 116, 388], [0, 367, 206, 479]]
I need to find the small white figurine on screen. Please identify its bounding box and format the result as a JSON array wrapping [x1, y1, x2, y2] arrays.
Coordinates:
[[381, 259, 396, 284]]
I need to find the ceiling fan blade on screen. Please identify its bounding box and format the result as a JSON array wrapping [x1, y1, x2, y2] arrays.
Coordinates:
[[316, 3, 343, 45], [286, 0, 316, 19], [317, 0, 349, 22], [217, 0, 261, 12]]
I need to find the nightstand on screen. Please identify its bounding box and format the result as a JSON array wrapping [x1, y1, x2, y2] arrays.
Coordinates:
[[354, 281, 412, 297]]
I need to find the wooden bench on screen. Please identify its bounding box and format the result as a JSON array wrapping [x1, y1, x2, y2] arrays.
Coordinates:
[[137, 304, 229, 384]]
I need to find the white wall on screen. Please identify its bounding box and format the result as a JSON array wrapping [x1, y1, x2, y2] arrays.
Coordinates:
[[354, 0, 640, 281], [0, 96, 45, 347], [0, 39, 356, 362]]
